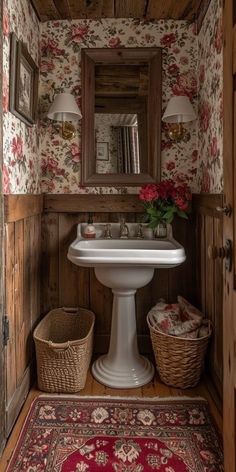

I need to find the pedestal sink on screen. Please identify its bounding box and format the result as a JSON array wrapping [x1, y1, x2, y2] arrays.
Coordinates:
[[68, 223, 186, 389]]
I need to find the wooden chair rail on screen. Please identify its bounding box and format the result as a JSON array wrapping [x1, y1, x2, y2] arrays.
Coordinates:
[[4, 195, 43, 223]]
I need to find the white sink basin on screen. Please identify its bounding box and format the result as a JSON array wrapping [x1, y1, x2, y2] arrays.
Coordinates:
[[68, 223, 185, 268], [67, 222, 186, 389]]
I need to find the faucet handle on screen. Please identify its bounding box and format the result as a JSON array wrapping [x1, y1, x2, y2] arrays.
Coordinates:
[[137, 223, 143, 239], [104, 223, 112, 238]]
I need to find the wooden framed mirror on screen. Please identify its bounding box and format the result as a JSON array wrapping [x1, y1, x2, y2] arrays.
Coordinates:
[[81, 48, 162, 186]]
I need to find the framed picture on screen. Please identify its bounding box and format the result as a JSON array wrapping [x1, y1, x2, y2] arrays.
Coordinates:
[[9, 33, 39, 126], [96, 142, 109, 161]]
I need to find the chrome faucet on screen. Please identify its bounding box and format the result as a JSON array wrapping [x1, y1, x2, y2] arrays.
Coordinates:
[[120, 219, 129, 238], [104, 223, 112, 238], [136, 223, 144, 239]]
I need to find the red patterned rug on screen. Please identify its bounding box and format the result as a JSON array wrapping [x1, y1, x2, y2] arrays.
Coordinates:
[[7, 396, 223, 472]]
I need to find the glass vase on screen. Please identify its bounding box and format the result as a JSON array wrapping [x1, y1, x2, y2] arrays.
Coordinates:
[[155, 222, 167, 238]]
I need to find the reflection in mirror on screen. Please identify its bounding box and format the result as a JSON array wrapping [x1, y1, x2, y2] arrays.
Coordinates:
[[81, 48, 162, 186], [95, 113, 140, 174]]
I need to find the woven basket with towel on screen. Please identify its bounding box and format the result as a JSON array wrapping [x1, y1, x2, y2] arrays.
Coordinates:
[[147, 296, 212, 388]]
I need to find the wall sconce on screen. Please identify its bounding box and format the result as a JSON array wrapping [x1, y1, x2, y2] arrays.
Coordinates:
[[162, 95, 196, 142], [47, 92, 82, 140]]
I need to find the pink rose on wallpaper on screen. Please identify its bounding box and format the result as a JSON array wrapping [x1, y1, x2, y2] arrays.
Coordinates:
[[172, 72, 197, 99], [43, 179, 56, 192], [160, 33, 176, 48], [199, 101, 211, 132], [42, 157, 65, 177], [3, 8, 9, 36], [3, 165, 11, 194], [167, 64, 179, 77], [41, 60, 55, 73], [11, 136, 23, 159], [70, 143, 80, 162], [41, 38, 65, 57], [71, 24, 90, 42], [166, 161, 175, 171], [3, 73, 9, 112], [210, 137, 218, 157], [108, 37, 121, 48], [214, 19, 223, 54]]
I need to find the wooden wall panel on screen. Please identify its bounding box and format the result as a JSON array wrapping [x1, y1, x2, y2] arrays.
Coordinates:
[[194, 194, 224, 397], [41, 213, 59, 313], [5, 224, 16, 404], [4, 196, 42, 435]]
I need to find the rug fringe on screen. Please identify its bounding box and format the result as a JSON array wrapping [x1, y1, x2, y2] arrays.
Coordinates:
[[37, 393, 208, 402]]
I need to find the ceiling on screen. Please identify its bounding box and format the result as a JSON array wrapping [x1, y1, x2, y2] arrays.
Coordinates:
[[30, 0, 205, 23]]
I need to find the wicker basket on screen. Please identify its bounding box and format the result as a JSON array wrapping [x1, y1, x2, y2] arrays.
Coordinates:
[[33, 307, 95, 393], [147, 312, 212, 389]]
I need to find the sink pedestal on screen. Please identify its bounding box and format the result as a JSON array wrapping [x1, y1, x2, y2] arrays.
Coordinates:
[[92, 267, 155, 388]]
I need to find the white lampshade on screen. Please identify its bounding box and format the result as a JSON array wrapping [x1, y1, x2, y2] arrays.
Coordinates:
[[162, 96, 196, 123], [47, 93, 82, 122]]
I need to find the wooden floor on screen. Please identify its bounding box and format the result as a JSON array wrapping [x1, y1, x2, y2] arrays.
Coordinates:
[[0, 371, 222, 471]]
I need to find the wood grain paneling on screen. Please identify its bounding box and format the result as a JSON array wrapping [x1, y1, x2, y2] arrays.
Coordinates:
[[30, 0, 204, 22], [0, 0, 5, 453], [4, 195, 43, 223], [233, 25, 236, 74], [4, 197, 42, 435], [194, 193, 223, 398], [44, 194, 143, 213], [223, 0, 236, 467]]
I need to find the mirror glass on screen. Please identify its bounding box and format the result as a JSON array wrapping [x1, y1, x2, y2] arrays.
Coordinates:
[[81, 48, 162, 186], [95, 113, 142, 174]]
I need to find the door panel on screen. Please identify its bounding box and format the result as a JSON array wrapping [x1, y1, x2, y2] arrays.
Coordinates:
[[4, 212, 41, 436], [0, 0, 6, 454], [223, 0, 236, 470]]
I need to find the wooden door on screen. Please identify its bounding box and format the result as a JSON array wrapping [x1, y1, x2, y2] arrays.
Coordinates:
[[4, 207, 42, 438], [223, 0, 236, 470], [0, 0, 6, 454]]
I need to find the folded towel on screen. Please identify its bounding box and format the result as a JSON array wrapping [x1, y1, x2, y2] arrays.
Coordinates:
[[148, 298, 209, 339]]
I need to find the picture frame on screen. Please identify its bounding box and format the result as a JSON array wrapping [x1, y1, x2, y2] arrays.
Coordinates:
[[96, 142, 109, 161], [9, 33, 39, 126]]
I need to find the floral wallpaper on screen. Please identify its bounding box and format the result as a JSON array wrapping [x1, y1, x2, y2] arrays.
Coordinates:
[[3, 0, 41, 194], [2, 0, 223, 195], [39, 19, 198, 194], [197, 0, 223, 193]]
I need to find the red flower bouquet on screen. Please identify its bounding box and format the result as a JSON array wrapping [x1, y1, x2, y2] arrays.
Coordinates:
[[139, 180, 192, 229]]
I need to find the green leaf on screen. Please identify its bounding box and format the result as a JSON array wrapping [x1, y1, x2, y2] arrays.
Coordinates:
[[177, 210, 188, 219]]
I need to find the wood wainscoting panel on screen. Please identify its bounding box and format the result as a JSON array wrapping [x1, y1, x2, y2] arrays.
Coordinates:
[[193, 194, 224, 398], [4, 196, 42, 436], [4, 195, 43, 223], [44, 194, 143, 214]]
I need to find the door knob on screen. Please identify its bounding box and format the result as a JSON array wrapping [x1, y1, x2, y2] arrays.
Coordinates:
[[216, 204, 232, 216], [208, 239, 232, 271]]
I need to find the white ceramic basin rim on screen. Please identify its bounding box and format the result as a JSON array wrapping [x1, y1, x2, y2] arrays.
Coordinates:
[[68, 227, 186, 268]]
